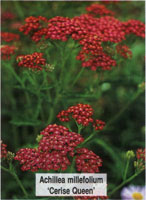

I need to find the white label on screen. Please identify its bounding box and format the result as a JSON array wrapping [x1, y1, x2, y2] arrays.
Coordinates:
[[36, 173, 107, 196]]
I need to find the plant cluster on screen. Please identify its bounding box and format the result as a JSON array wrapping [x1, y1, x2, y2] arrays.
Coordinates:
[[1, 2, 145, 71], [1, 1, 145, 200], [10, 104, 105, 175], [17, 52, 46, 70]]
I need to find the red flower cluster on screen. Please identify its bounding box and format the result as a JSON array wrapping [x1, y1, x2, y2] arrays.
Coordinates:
[[17, 52, 46, 70], [75, 148, 102, 173], [44, 16, 72, 42], [86, 3, 114, 16], [136, 148, 145, 161], [57, 103, 105, 131], [1, 11, 15, 21], [19, 16, 48, 36], [14, 148, 41, 171], [1, 32, 20, 42], [123, 19, 145, 38], [14, 148, 70, 172], [1, 45, 17, 60], [15, 124, 84, 172], [10, 22, 22, 30], [0, 141, 7, 159], [39, 124, 84, 157], [76, 34, 116, 71], [93, 120, 106, 131], [57, 103, 94, 126], [116, 44, 132, 59], [19, 10, 145, 71]]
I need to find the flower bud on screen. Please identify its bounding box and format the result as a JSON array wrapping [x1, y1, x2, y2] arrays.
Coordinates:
[[6, 151, 15, 161], [45, 64, 55, 72], [126, 150, 135, 159], [36, 134, 43, 143], [134, 161, 138, 168], [138, 82, 145, 90]]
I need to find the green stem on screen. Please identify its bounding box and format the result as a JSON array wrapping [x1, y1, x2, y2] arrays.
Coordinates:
[[1, 165, 10, 173], [12, 172, 28, 198], [69, 157, 76, 173], [4, 63, 31, 108], [123, 159, 130, 181], [71, 67, 85, 87], [66, 124, 73, 132], [47, 87, 60, 124], [79, 130, 97, 146], [59, 45, 69, 89], [47, 43, 69, 124], [6, 64, 24, 88], [108, 170, 143, 197], [75, 121, 83, 134], [14, 1, 24, 20], [1, 165, 28, 198], [34, 95, 42, 119], [78, 126, 82, 134]]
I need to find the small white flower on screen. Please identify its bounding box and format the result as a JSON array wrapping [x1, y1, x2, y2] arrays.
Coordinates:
[[121, 185, 145, 200]]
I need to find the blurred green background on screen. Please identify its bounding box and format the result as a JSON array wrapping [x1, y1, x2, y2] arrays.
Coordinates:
[[1, 1, 145, 199]]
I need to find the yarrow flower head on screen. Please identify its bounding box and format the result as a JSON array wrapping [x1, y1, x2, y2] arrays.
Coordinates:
[[15, 124, 84, 172], [16, 52, 46, 70], [123, 19, 145, 38], [134, 148, 145, 171], [75, 148, 102, 173], [116, 44, 132, 59], [19, 16, 48, 36], [1, 45, 17, 60], [15, 124, 104, 173], [121, 185, 145, 200], [57, 103, 105, 131], [19, 12, 145, 71], [136, 148, 145, 161], [15, 148, 43, 172], [1, 32, 20, 42], [93, 119, 106, 131], [10, 22, 22, 30], [38, 124, 84, 157], [14, 147, 71, 172], [0, 141, 14, 161], [1, 11, 15, 21], [86, 3, 115, 16], [57, 103, 94, 126], [126, 150, 135, 159], [0, 141, 7, 159], [6, 151, 15, 161]]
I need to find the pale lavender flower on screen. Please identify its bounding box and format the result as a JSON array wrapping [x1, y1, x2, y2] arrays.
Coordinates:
[[121, 185, 145, 200]]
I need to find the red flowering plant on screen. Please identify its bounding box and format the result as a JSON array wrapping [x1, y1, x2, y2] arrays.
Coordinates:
[[0, 31, 20, 60], [13, 104, 106, 174], [1, 45, 18, 60], [1, 2, 145, 200], [1, 106, 145, 199], [18, 13, 144, 71], [1, 105, 108, 199]]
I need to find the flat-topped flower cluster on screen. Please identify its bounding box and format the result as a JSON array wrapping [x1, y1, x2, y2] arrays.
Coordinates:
[[57, 103, 105, 130], [1, 3, 145, 72], [14, 103, 105, 173], [18, 3, 144, 71]]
